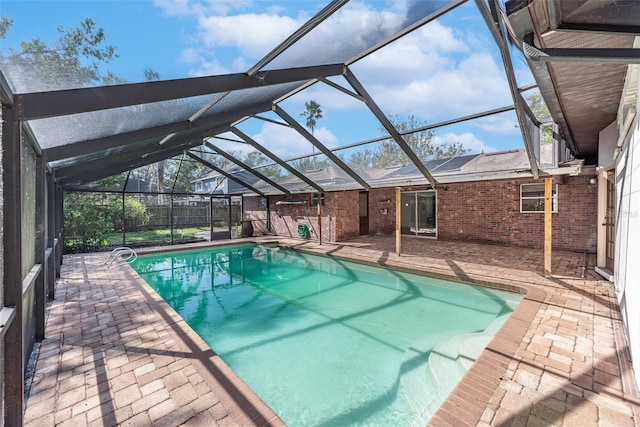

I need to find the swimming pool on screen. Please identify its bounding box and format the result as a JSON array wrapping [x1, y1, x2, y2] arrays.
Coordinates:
[[131, 244, 522, 426]]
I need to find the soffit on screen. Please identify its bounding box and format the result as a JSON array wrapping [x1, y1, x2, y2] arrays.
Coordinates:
[[506, 0, 639, 159], [538, 32, 634, 157]]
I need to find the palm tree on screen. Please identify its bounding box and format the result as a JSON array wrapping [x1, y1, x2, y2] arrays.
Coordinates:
[[301, 100, 323, 158], [301, 100, 323, 135]]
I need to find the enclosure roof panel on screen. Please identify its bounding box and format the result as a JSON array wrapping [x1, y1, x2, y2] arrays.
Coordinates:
[[1, 0, 633, 202], [0, 0, 473, 188]]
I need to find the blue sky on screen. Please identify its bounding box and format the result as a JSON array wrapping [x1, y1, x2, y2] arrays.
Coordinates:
[[0, 0, 536, 161]]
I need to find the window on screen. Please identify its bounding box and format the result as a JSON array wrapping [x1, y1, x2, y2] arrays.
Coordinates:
[[520, 183, 557, 213], [311, 192, 324, 206], [195, 181, 203, 192]]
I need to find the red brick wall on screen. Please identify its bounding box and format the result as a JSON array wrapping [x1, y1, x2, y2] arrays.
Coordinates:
[[368, 188, 397, 236], [244, 191, 362, 242], [242, 196, 269, 235], [331, 191, 360, 241], [437, 176, 597, 252], [243, 176, 597, 252], [261, 193, 339, 242]]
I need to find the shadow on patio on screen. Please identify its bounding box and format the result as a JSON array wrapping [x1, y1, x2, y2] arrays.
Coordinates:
[[23, 237, 639, 426]]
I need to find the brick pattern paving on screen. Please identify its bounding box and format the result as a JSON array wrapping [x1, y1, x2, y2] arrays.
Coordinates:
[[24, 252, 283, 427], [24, 237, 640, 426]]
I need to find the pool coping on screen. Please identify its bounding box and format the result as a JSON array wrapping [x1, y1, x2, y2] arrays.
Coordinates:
[[124, 238, 549, 426]]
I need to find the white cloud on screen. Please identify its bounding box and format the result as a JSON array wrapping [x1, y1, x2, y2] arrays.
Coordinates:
[[358, 50, 513, 122], [312, 127, 339, 149], [152, 1, 526, 152], [179, 48, 232, 76], [154, 0, 254, 17], [284, 81, 366, 114], [196, 13, 301, 59], [153, 0, 196, 17], [251, 123, 338, 159], [348, 17, 515, 125], [154, 0, 305, 75], [475, 115, 521, 135], [350, 19, 468, 77], [433, 132, 497, 154]]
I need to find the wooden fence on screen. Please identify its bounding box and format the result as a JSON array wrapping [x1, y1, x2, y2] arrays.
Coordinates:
[[126, 204, 241, 228]]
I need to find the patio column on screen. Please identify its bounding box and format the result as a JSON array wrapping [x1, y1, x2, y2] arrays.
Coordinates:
[[46, 171, 56, 299], [317, 194, 322, 245], [35, 153, 46, 340], [2, 104, 24, 426], [544, 177, 552, 276], [396, 187, 401, 256]]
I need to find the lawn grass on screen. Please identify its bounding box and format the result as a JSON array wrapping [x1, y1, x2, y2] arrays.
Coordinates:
[[106, 226, 213, 245]]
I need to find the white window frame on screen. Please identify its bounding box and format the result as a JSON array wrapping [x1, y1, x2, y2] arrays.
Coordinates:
[[520, 183, 558, 213]]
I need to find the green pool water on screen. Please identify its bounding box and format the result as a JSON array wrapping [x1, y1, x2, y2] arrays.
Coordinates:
[[130, 244, 522, 426]]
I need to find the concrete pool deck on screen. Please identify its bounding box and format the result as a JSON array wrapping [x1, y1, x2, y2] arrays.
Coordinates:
[[24, 237, 640, 426]]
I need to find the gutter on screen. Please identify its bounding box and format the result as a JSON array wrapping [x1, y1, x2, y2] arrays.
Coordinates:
[[237, 163, 586, 196]]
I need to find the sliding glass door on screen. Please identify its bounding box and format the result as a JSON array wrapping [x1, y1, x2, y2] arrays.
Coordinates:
[[400, 191, 437, 238]]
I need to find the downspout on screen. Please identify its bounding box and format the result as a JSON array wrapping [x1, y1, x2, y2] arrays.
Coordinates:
[[613, 106, 636, 161]]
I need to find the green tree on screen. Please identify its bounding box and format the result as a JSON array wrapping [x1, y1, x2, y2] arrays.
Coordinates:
[[244, 151, 282, 179], [0, 16, 13, 39], [120, 196, 150, 231], [173, 156, 207, 193], [347, 148, 377, 171], [3, 17, 118, 86], [144, 67, 160, 81], [64, 192, 150, 252], [374, 115, 468, 167], [526, 91, 551, 122], [300, 100, 323, 135], [300, 100, 323, 166], [63, 192, 115, 252], [290, 156, 331, 172], [526, 91, 553, 145]]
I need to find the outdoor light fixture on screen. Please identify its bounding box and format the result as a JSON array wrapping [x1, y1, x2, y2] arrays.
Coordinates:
[[589, 176, 598, 185]]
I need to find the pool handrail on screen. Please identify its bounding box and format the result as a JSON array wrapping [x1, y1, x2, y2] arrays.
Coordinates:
[[105, 247, 137, 266]]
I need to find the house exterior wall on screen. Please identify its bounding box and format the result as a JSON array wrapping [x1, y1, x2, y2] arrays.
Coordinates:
[[0, 106, 4, 421], [244, 176, 597, 253], [367, 188, 398, 236], [242, 196, 269, 236], [437, 177, 597, 253], [330, 191, 360, 241], [615, 74, 640, 389], [260, 193, 337, 242]]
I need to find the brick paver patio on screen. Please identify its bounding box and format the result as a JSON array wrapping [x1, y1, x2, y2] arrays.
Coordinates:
[[24, 237, 640, 426]]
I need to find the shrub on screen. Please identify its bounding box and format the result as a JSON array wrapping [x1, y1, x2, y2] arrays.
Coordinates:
[[64, 192, 149, 252], [64, 192, 114, 253]]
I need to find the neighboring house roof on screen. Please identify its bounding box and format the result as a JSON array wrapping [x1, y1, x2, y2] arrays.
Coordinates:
[[198, 146, 584, 196], [192, 165, 245, 183], [274, 165, 360, 192], [371, 145, 577, 188], [363, 165, 405, 180]]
